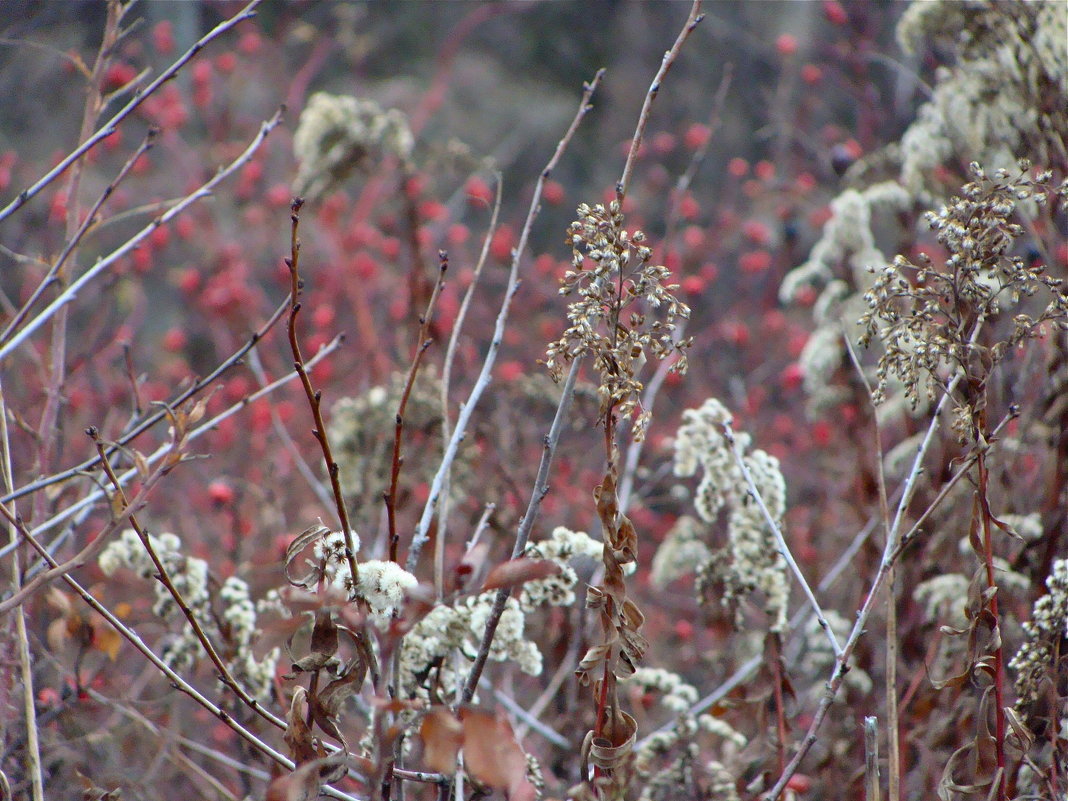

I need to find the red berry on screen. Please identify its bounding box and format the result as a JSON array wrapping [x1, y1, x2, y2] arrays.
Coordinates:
[[823, 0, 848, 25], [728, 157, 749, 178], [152, 20, 175, 55], [207, 481, 235, 505], [162, 327, 187, 352], [684, 123, 711, 150], [542, 180, 565, 205], [465, 176, 494, 206], [801, 64, 823, 84], [776, 34, 798, 56]]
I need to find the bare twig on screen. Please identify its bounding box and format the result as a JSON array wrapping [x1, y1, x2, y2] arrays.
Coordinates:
[[386, 252, 448, 563], [406, 69, 605, 573], [460, 357, 581, 704], [284, 198, 360, 591], [615, 0, 704, 204], [435, 172, 502, 596], [0, 296, 290, 510], [87, 427, 286, 730], [246, 349, 335, 510], [0, 107, 284, 363], [865, 716, 882, 801], [0, 130, 157, 346], [762, 374, 963, 800], [0, 0, 263, 224], [722, 420, 842, 657], [0, 378, 43, 800], [11, 337, 341, 562], [618, 64, 731, 514]]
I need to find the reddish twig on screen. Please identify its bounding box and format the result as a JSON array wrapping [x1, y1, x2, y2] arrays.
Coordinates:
[[284, 198, 360, 590], [386, 251, 448, 563]]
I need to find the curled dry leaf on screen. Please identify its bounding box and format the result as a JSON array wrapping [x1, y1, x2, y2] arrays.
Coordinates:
[[284, 524, 332, 589], [284, 609, 339, 677], [480, 557, 562, 593], [284, 687, 320, 766]]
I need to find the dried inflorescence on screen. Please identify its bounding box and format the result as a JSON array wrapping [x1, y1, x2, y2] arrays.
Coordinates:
[[328, 366, 471, 511], [546, 200, 690, 442], [782, 0, 1067, 417], [895, 0, 1067, 196], [292, 91, 414, 198], [1009, 558, 1068, 716], [664, 398, 791, 632], [624, 667, 746, 801], [98, 529, 279, 700], [859, 163, 1068, 434], [395, 526, 602, 702]]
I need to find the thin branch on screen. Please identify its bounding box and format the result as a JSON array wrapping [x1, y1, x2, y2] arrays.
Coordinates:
[[436, 172, 502, 596], [387, 252, 448, 563], [10, 336, 341, 569], [0, 107, 284, 363], [0, 129, 158, 346], [87, 427, 285, 730], [0, 0, 263, 224], [491, 687, 571, 748], [246, 349, 335, 510], [0, 378, 43, 800], [0, 442, 172, 615], [722, 420, 842, 657], [0, 296, 290, 509], [406, 69, 605, 573], [460, 357, 581, 704], [762, 375, 963, 800], [618, 64, 731, 513], [284, 199, 360, 591], [615, 0, 704, 204]]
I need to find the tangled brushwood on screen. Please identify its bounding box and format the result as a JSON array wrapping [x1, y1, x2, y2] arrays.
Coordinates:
[[2, 1, 1066, 800]]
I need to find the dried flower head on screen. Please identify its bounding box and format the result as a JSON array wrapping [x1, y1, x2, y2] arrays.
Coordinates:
[[1009, 558, 1068, 715], [668, 399, 791, 631], [545, 200, 691, 441], [293, 91, 414, 199], [859, 165, 1067, 436]]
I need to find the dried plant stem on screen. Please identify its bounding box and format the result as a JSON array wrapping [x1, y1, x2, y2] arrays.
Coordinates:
[[0, 380, 43, 800], [436, 173, 502, 596], [0, 297, 291, 510], [763, 376, 964, 800], [0, 446, 172, 615], [865, 716, 882, 801], [285, 198, 360, 589], [14, 335, 341, 557], [843, 325, 900, 800], [387, 252, 448, 563], [246, 349, 336, 511], [0, 107, 284, 364], [0, 0, 263, 224], [87, 428, 286, 730], [460, 357, 582, 704], [616, 0, 703, 204], [1, 130, 156, 346], [0, 509, 361, 798], [722, 421, 842, 656], [406, 69, 605, 573], [618, 65, 731, 514], [974, 427, 1008, 801]]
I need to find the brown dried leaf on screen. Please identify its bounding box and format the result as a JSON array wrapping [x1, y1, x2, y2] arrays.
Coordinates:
[[420, 706, 463, 774], [284, 687, 319, 766], [460, 709, 537, 801], [481, 558, 562, 593], [285, 524, 331, 589], [132, 449, 150, 482]]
